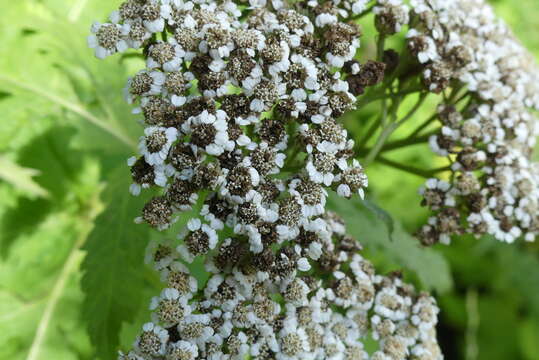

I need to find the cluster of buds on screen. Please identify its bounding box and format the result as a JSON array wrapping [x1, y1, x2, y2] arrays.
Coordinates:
[[402, 0, 539, 244], [88, 0, 446, 358]]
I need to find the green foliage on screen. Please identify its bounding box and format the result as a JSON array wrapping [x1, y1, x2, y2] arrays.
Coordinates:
[[361, 199, 395, 239], [0, 155, 49, 198], [328, 194, 453, 293], [0, 132, 100, 360], [0, 127, 87, 257], [437, 238, 539, 359], [80, 166, 153, 360]]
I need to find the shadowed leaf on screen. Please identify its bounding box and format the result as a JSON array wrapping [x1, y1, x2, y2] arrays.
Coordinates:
[[81, 166, 151, 359], [328, 193, 453, 293]]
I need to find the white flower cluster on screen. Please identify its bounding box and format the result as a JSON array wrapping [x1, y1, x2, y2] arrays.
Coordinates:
[[123, 212, 442, 360], [87, 0, 539, 354], [89, 0, 371, 252], [88, 0, 446, 358], [401, 0, 539, 244]]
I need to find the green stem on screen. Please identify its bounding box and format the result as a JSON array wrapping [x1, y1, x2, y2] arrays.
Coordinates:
[[407, 112, 438, 139], [376, 155, 451, 178], [381, 93, 389, 126], [119, 52, 146, 63], [363, 93, 427, 164], [357, 115, 383, 149], [447, 85, 464, 103], [376, 34, 386, 61], [455, 91, 472, 106], [356, 86, 423, 108], [285, 146, 302, 169], [405, 88, 467, 140], [356, 86, 386, 108], [392, 87, 423, 99], [380, 129, 440, 153], [465, 288, 480, 360], [364, 122, 399, 165]]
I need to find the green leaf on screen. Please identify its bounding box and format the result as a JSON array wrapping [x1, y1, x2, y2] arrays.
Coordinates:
[[496, 246, 539, 319], [0, 1, 139, 156], [0, 155, 49, 198], [0, 74, 137, 152], [328, 193, 453, 293], [360, 199, 394, 239], [0, 127, 86, 257], [0, 169, 100, 360], [0, 4, 147, 357], [520, 320, 539, 360], [81, 166, 151, 359]]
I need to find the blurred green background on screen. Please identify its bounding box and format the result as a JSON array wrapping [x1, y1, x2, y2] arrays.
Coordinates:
[[0, 1, 538, 359]]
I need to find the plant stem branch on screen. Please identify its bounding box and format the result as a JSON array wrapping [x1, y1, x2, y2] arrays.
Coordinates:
[[408, 112, 438, 138], [455, 91, 472, 106], [376, 155, 451, 178], [363, 93, 427, 164], [284, 145, 302, 170], [405, 86, 467, 140], [376, 34, 386, 61], [382, 130, 439, 153], [364, 122, 399, 165], [357, 113, 382, 149], [356, 85, 423, 108]]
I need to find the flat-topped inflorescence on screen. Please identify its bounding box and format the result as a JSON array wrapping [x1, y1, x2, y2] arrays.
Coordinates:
[[89, 0, 539, 358]]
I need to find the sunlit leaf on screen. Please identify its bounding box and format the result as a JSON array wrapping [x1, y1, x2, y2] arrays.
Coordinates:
[[0, 155, 49, 198], [0, 210, 96, 360]]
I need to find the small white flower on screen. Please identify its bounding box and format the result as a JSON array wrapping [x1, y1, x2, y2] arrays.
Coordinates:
[[177, 219, 218, 263], [134, 322, 169, 357], [182, 110, 234, 156], [88, 22, 128, 59], [138, 126, 178, 166]]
